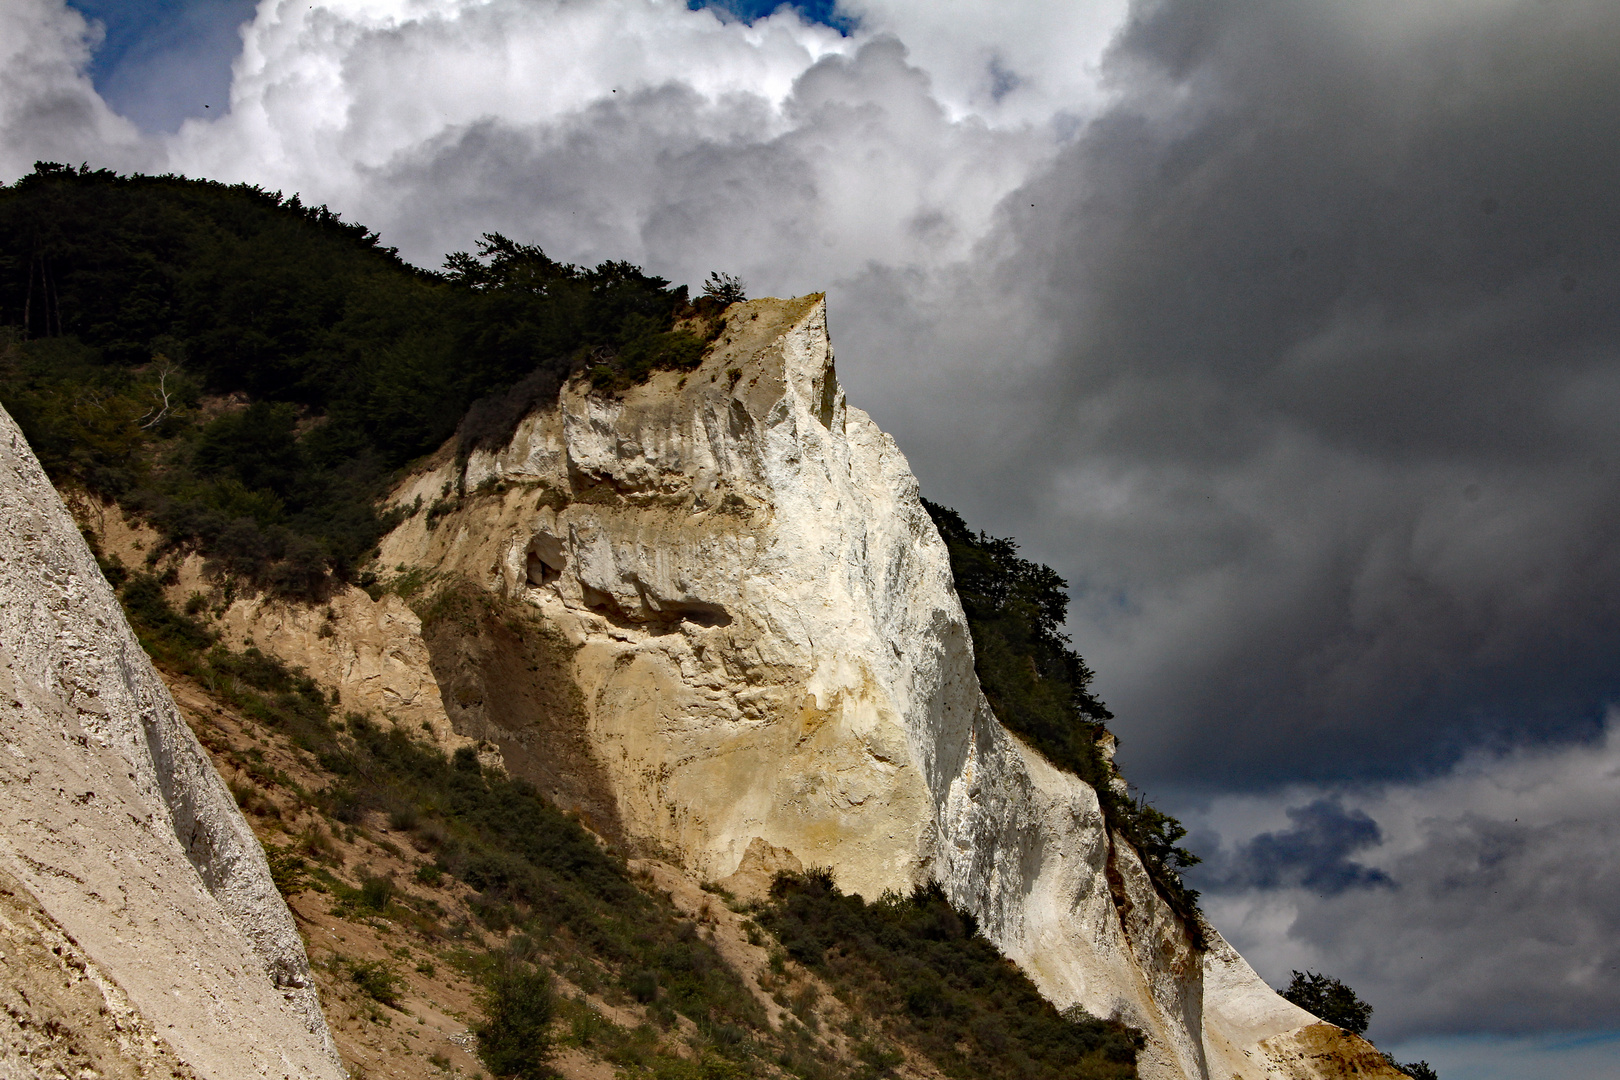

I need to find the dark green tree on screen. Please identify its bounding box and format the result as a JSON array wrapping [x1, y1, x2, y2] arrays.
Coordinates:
[[701, 271, 747, 305], [1278, 970, 1373, 1035], [1384, 1055, 1438, 1080], [475, 963, 556, 1079]]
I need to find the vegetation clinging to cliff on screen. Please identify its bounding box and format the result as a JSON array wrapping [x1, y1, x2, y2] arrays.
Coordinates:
[[0, 163, 714, 599], [921, 500, 1204, 941], [760, 870, 1141, 1080]]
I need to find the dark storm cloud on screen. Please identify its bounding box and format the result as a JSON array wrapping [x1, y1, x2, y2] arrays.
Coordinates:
[[1194, 798, 1393, 895], [937, 0, 1620, 792]]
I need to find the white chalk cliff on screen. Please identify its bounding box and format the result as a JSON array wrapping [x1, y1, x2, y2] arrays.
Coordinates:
[[369, 296, 1400, 1080], [0, 405, 345, 1080]]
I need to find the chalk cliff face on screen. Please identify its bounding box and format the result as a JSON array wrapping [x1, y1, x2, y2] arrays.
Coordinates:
[[370, 296, 1399, 1080], [0, 406, 344, 1080]]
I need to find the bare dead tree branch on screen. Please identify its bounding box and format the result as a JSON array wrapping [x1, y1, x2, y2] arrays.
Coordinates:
[[138, 362, 178, 429]]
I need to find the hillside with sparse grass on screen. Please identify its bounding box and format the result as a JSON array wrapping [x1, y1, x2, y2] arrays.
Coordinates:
[[80, 512, 1140, 1080]]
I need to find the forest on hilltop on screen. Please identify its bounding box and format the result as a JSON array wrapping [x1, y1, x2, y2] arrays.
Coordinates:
[[0, 163, 718, 598]]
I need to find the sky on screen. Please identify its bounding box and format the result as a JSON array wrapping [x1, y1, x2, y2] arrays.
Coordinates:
[[3, 2, 1618, 1075]]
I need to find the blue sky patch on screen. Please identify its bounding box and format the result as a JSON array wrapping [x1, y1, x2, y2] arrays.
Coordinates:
[[67, 0, 257, 130], [689, 0, 856, 35]]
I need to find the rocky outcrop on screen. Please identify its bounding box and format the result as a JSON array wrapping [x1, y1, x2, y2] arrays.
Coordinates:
[[371, 295, 1395, 1080], [212, 588, 457, 746], [0, 405, 344, 1080]]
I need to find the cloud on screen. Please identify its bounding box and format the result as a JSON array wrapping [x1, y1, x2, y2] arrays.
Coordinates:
[[1200, 798, 1393, 895], [165, 0, 853, 225], [1380, 1031, 1620, 1080], [146, 0, 1065, 311], [840, 0, 1130, 122], [1186, 714, 1620, 1041], [0, 0, 146, 178], [344, 34, 1045, 293], [872, 0, 1620, 792]]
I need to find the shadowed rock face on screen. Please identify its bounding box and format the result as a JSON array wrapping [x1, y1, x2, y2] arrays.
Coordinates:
[[0, 404, 344, 1080], [417, 578, 626, 844], [371, 295, 1395, 1080]]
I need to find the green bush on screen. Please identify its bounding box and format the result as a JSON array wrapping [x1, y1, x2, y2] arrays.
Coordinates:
[[626, 969, 660, 1004], [1278, 971, 1373, 1035], [347, 958, 404, 1007], [264, 846, 309, 897], [475, 963, 556, 1080], [701, 272, 747, 305], [119, 571, 216, 666], [1384, 1055, 1438, 1080], [357, 875, 396, 913]]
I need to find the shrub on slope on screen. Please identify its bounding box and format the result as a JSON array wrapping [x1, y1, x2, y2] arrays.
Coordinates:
[[761, 869, 1141, 1080]]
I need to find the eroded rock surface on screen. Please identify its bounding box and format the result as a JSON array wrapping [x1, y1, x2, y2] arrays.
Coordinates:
[[0, 405, 344, 1080], [370, 296, 1382, 1079]]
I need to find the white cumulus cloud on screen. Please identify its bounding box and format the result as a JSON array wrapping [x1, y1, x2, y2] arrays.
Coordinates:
[[0, 0, 145, 178]]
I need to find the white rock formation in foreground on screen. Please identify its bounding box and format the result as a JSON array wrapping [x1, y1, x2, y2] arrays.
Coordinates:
[[368, 296, 1401, 1080], [0, 405, 345, 1080]]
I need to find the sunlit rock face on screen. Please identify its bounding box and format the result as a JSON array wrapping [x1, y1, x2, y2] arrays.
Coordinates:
[[0, 405, 344, 1080], [375, 296, 1394, 1080]]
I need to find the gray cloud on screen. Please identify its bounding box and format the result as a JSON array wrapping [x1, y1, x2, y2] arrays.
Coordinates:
[[871, 0, 1620, 792], [1192, 717, 1620, 1041]]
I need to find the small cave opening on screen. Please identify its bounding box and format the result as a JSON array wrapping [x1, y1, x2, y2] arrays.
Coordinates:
[[582, 583, 623, 617], [525, 534, 566, 587]]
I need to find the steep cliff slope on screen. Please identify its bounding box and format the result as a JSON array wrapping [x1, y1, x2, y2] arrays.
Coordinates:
[[0, 404, 344, 1080], [349, 295, 1399, 1080]]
